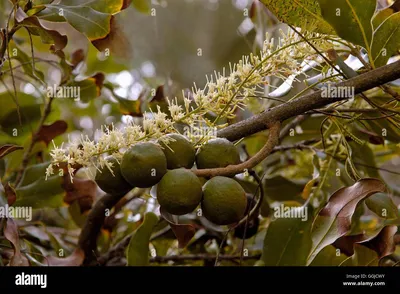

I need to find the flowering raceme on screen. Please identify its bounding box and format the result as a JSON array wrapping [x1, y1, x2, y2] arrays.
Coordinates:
[[45, 29, 338, 181]]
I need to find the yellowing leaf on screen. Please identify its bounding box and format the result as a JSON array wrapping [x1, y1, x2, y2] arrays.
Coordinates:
[[260, 0, 335, 34]]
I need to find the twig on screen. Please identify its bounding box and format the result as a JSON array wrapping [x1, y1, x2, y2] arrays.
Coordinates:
[[194, 122, 281, 178], [215, 229, 231, 266]]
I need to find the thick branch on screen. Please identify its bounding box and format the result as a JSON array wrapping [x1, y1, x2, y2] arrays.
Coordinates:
[[218, 59, 400, 141], [78, 193, 123, 265], [78, 189, 143, 265], [193, 122, 281, 178]]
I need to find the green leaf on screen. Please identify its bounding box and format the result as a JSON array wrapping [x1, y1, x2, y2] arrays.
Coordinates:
[[14, 175, 65, 209], [263, 176, 305, 201], [39, 5, 111, 41], [318, 0, 376, 59], [132, 0, 152, 14], [15, 8, 68, 51], [371, 12, 400, 68], [0, 92, 42, 134], [341, 244, 379, 266], [363, 110, 400, 143], [57, 0, 131, 14], [365, 193, 399, 220], [9, 41, 45, 81], [348, 141, 381, 179], [307, 178, 386, 265], [65, 75, 104, 103], [260, 0, 334, 34], [0, 144, 23, 159], [372, 0, 400, 28], [68, 200, 88, 228], [261, 206, 312, 266], [18, 161, 50, 187], [309, 245, 348, 266], [127, 212, 159, 266]]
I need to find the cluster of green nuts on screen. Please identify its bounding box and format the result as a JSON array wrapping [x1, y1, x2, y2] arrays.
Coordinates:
[[95, 134, 254, 227]]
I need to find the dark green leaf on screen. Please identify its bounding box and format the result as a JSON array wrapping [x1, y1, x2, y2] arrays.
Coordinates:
[[309, 245, 348, 266], [262, 206, 312, 265], [318, 0, 376, 55], [14, 175, 65, 209], [365, 193, 399, 220], [127, 212, 159, 266], [263, 175, 305, 201]]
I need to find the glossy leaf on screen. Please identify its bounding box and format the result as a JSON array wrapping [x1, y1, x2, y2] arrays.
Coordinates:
[[307, 178, 386, 264], [127, 212, 159, 266]]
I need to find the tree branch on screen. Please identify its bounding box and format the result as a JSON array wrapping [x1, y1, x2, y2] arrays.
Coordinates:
[[193, 121, 281, 178], [78, 189, 143, 265], [217, 59, 400, 141]]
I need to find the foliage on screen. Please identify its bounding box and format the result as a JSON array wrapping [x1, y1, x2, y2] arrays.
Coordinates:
[[0, 0, 399, 269]]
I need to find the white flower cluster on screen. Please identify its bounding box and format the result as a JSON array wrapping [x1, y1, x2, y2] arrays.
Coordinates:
[[46, 29, 336, 181]]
